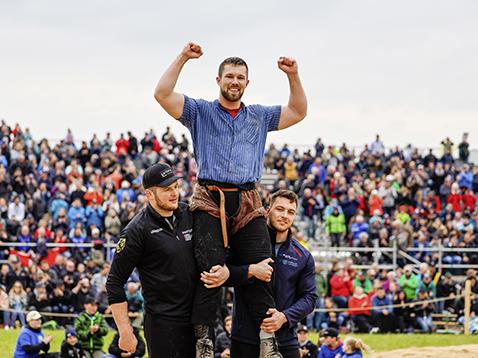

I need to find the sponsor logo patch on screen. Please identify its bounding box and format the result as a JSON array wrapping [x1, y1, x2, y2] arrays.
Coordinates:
[[116, 236, 127, 253]]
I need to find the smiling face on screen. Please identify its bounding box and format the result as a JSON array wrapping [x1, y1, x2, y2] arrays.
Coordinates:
[[267, 196, 297, 233], [217, 64, 249, 104]]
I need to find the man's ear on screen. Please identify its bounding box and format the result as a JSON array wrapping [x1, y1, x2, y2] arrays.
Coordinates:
[[216, 76, 221, 85]]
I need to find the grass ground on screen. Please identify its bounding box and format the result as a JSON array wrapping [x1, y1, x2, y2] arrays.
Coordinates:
[[309, 332, 478, 353], [1, 329, 478, 356]]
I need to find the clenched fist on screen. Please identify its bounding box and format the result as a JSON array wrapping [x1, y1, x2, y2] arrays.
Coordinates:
[[181, 42, 203, 60], [119, 329, 138, 354], [278, 57, 298, 75]]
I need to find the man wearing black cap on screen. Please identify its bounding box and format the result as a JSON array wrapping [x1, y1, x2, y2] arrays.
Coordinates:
[[318, 328, 342, 358], [106, 163, 230, 358]]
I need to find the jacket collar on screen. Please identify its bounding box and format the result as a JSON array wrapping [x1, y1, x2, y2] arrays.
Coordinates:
[[146, 203, 182, 230], [268, 226, 293, 248]]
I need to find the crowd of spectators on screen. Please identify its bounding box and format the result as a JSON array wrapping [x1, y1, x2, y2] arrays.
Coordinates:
[[264, 133, 478, 269], [308, 259, 478, 334], [0, 119, 477, 340]]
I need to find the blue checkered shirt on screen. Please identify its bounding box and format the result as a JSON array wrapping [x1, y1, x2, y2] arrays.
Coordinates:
[[179, 95, 281, 185]]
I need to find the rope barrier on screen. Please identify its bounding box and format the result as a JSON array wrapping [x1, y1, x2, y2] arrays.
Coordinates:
[[2, 307, 114, 319], [3, 294, 475, 319]]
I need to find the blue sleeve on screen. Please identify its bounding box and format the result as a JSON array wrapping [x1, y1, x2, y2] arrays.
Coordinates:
[[387, 297, 393, 314], [17, 331, 33, 347], [263, 105, 282, 132], [282, 254, 318, 327], [225, 265, 253, 287], [179, 95, 198, 131], [371, 297, 381, 314]]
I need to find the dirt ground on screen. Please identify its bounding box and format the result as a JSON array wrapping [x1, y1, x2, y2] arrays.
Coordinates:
[[371, 344, 478, 358]]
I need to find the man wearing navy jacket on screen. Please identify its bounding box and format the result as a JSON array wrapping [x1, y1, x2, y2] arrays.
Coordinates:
[[222, 190, 317, 357]]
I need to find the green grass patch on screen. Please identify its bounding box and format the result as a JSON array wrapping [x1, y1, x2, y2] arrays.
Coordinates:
[[0, 329, 115, 356], [309, 332, 478, 352]]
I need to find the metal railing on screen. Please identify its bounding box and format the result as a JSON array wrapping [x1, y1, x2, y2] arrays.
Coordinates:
[[1, 241, 478, 273], [311, 241, 478, 273]]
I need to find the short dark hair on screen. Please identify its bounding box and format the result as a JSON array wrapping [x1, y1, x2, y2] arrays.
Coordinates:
[[218, 57, 248, 77], [270, 190, 298, 207]]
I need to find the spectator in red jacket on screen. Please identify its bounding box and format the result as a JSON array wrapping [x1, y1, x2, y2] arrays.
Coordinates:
[[115, 133, 129, 156], [330, 267, 353, 308], [424, 190, 441, 214], [368, 190, 383, 216], [462, 188, 477, 212], [347, 287, 372, 333], [447, 183, 462, 212]]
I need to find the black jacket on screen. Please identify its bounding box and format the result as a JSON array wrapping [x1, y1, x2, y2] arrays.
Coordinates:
[[299, 339, 318, 358], [106, 203, 197, 321], [60, 341, 85, 358]]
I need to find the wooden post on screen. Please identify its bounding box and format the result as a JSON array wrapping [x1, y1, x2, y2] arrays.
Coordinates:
[[464, 279, 471, 335]]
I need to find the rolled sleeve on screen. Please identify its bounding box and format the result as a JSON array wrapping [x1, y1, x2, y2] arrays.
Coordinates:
[[264, 105, 282, 132], [179, 95, 199, 130]]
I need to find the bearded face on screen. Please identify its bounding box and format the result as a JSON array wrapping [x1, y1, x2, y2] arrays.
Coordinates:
[[217, 64, 249, 104]]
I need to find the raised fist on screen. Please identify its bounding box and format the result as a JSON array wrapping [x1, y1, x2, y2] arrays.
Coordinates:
[[277, 57, 298, 75], [181, 42, 203, 60]]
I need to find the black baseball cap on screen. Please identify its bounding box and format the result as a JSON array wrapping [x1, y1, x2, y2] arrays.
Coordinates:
[[84, 296, 98, 305], [297, 325, 308, 333], [142, 163, 181, 189], [65, 327, 77, 338], [320, 328, 339, 338]]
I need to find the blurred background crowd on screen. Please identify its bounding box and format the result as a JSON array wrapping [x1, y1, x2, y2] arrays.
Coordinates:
[[0, 119, 477, 340]]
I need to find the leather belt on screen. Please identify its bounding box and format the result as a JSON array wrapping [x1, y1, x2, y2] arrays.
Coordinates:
[[206, 185, 240, 247]]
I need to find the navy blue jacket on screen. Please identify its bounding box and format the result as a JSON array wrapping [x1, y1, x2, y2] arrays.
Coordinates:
[[229, 228, 317, 347]]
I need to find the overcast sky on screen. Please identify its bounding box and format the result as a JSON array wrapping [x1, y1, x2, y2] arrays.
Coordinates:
[[1, 0, 477, 150]]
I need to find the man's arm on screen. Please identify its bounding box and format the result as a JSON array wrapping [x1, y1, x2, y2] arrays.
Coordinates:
[[224, 258, 274, 287], [109, 302, 137, 353], [277, 57, 307, 130], [209, 258, 273, 288], [261, 254, 317, 333], [199, 265, 230, 288], [280, 254, 318, 327], [106, 228, 143, 354], [153, 42, 203, 119]]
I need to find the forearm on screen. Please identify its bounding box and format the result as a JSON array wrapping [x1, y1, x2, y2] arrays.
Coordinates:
[[283, 292, 317, 327], [110, 301, 133, 333], [154, 54, 189, 99], [286, 73, 307, 118]]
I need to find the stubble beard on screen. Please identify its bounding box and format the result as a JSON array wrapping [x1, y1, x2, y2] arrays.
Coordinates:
[[153, 192, 178, 212], [221, 88, 243, 103]]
